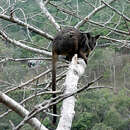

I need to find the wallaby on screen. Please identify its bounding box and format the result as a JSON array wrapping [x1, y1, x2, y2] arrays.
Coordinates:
[[52, 27, 100, 124]]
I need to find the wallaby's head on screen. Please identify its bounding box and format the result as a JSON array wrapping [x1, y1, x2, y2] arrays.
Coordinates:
[[83, 33, 100, 51]]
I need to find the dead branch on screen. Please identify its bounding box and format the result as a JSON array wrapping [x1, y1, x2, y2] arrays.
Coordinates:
[[0, 91, 48, 130], [57, 55, 86, 130], [101, 0, 130, 22], [49, 1, 77, 17], [0, 57, 52, 64], [36, 0, 61, 31], [13, 56, 103, 130], [48, 2, 129, 36], [0, 14, 53, 40], [75, 0, 117, 29], [13, 74, 103, 130], [4, 65, 67, 94], [88, 20, 129, 36], [0, 73, 66, 119], [101, 36, 130, 47], [0, 30, 52, 56]]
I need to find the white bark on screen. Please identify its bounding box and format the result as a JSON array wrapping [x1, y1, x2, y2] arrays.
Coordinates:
[[0, 30, 52, 56], [36, 0, 61, 32], [57, 55, 86, 130], [0, 14, 54, 40], [0, 91, 48, 130]]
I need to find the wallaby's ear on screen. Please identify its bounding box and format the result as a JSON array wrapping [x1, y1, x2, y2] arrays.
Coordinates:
[[95, 35, 100, 40], [81, 32, 91, 39]]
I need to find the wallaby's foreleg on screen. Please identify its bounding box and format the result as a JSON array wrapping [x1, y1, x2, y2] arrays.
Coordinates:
[[79, 50, 88, 64]]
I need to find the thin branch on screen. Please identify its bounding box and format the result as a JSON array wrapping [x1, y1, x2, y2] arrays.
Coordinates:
[[0, 91, 48, 130], [0, 80, 15, 86], [0, 73, 66, 119], [101, 36, 130, 46], [0, 14, 53, 40], [9, 120, 15, 130], [0, 30, 52, 56], [49, 1, 77, 17], [75, 0, 117, 29], [36, 0, 61, 31], [86, 86, 113, 91], [88, 20, 129, 35], [84, 0, 95, 9], [0, 57, 52, 64], [101, 0, 130, 22], [124, 19, 130, 35], [4, 65, 67, 94], [14, 74, 103, 130], [48, 1, 129, 36], [106, 13, 122, 36]]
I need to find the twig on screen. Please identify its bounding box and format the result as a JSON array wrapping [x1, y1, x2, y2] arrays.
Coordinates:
[[4, 65, 67, 94], [101, 36, 130, 46], [14, 75, 103, 130], [48, 1, 129, 36], [0, 30, 52, 56], [0, 73, 66, 119], [49, 1, 77, 17], [36, 0, 61, 31], [0, 14, 53, 40], [0, 57, 52, 64], [88, 20, 129, 35], [101, 0, 130, 22], [84, 0, 95, 9], [0, 91, 48, 130], [75, 0, 117, 28]]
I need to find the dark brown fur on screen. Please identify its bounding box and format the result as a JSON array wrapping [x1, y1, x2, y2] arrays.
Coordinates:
[[52, 27, 100, 124]]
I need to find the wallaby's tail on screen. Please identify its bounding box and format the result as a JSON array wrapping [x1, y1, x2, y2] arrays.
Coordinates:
[[52, 50, 58, 124]]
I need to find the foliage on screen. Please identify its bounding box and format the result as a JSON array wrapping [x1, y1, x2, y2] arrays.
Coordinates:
[[72, 89, 130, 130], [92, 123, 113, 130]]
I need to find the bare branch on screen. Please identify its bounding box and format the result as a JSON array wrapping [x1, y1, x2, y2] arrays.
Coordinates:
[[84, 0, 96, 9], [0, 14, 53, 40], [87, 86, 113, 90], [75, 0, 117, 29], [13, 74, 103, 130], [4, 65, 67, 94], [88, 20, 129, 35], [101, 36, 130, 46], [0, 30, 52, 56], [0, 91, 48, 130], [0, 72, 66, 119], [36, 0, 61, 31], [48, 1, 129, 36], [49, 1, 77, 17], [13, 56, 103, 130], [101, 0, 130, 22], [0, 57, 51, 64], [124, 19, 130, 35]]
